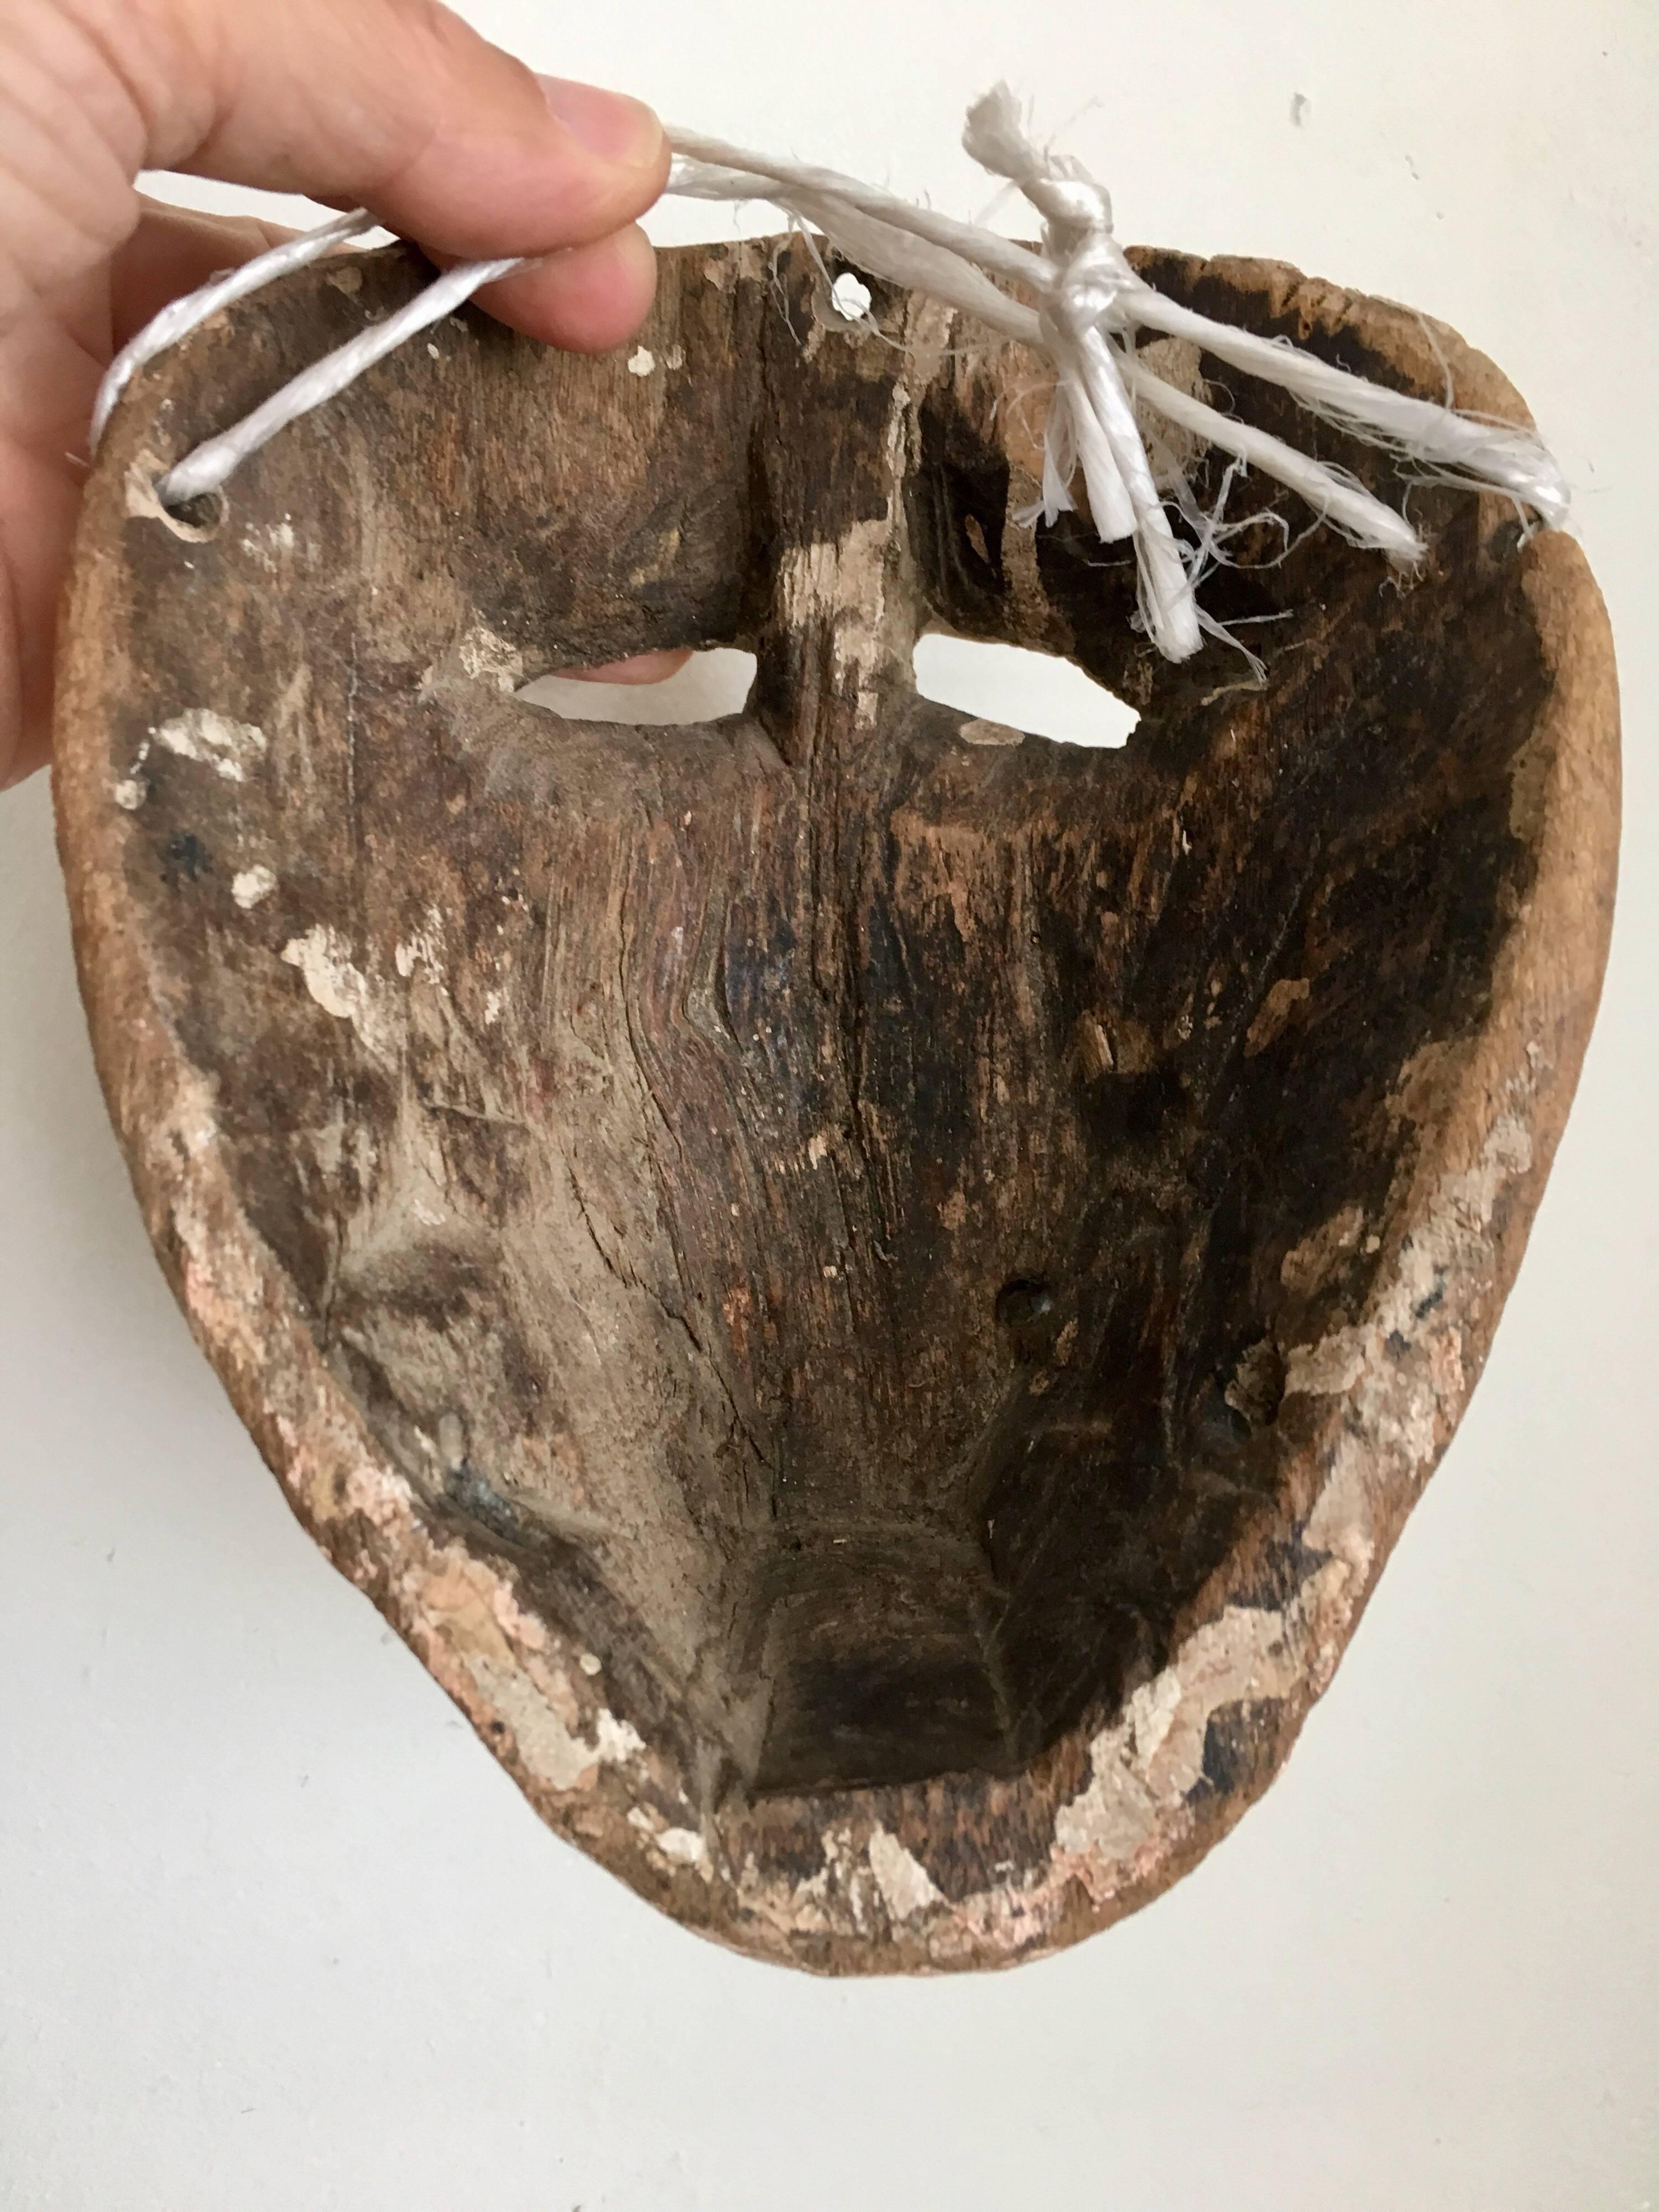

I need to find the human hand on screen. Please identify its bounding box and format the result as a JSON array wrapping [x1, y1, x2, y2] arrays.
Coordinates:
[[0, 0, 680, 791]]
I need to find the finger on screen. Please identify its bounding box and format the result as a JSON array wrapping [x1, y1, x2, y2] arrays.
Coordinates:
[[1, 3, 666, 306], [109, 200, 657, 377], [562, 651, 693, 685], [0, 422, 69, 790], [152, 3, 669, 260], [109, 204, 657, 386], [468, 223, 658, 356]]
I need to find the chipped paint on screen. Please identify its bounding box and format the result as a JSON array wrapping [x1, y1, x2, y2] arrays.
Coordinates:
[[628, 1806, 709, 1870], [467, 1654, 606, 1792], [154, 708, 267, 782], [1285, 1329, 1368, 1398], [280, 925, 389, 1055], [232, 865, 276, 909], [868, 1827, 942, 1922], [454, 623, 524, 695], [1043, 1110, 1538, 1919], [778, 518, 892, 708], [656, 1826, 708, 1866], [1281, 1202, 1366, 1295], [1286, 1114, 1532, 1464], [394, 907, 444, 981], [238, 519, 296, 572], [594, 1709, 646, 1763], [1053, 1603, 1303, 1888]]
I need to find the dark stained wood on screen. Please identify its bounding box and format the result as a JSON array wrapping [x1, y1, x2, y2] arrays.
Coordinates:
[[53, 236, 1618, 1971]]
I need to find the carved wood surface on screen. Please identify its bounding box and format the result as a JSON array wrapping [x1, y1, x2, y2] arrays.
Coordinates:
[[54, 236, 1618, 1970]]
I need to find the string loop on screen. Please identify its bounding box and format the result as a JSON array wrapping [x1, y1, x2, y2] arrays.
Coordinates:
[[92, 84, 1568, 669]]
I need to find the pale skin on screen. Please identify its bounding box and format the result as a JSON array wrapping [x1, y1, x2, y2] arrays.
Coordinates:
[[0, 0, 686, 792]]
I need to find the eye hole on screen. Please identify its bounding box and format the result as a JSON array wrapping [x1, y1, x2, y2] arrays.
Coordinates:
[[518, 646, 756, 726], [913, 635, 1138, 750]]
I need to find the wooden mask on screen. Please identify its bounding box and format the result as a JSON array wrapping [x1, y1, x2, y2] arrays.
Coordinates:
[[54, 236, 1616, 1971]]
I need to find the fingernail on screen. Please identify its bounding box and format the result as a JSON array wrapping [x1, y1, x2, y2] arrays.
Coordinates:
[[538, 76, 665, 170]]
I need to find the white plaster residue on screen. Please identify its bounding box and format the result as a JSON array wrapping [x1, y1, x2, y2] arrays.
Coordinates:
[[483, 989, 504, 1026], [232, 864, 276, 909], [656, 1826, 708, 1866], [627, 345, 656, 375], [1281, 1202, 1365, 1296], [734, 1853, 826, 1939], [1286, 1118, 1533, 1430], [779, 514, 893, 722], [280, 925, 388, 1055], [154, 707, 267, 782], [1125, 1667, 1183, 1763], [1285, 1327, 1368, 1399], [1303, 1433, 1376, 1577], [465, 1655, 646, 1797], [394, 907, 444, 982], [1051, 1740, 1158, 1866], [593, 1709, 646, 1764], [1055, 1603, 1300, 1879], [628, 1807, 709, 1870], [820, 1824, 873, 1934], [238, 519, 296, 572], [868, 1827, 942, 1923], [577, 1651, 603, 1678], [113, 777, 146, 811], [455, 623, 524, 695], [467, 1656, 602, 1792]]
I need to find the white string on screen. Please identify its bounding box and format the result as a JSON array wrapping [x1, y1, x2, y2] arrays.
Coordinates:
[[93, 85, 1567, 662], [159, 253, 519, 507], [92, 207, 375, 451]]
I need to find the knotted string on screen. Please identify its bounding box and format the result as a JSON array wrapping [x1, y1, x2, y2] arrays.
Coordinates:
[[94, 84, 1567, 667]]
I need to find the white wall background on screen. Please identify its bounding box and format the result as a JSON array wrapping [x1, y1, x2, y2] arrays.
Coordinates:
[[3, 4, 1656, 2206]]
